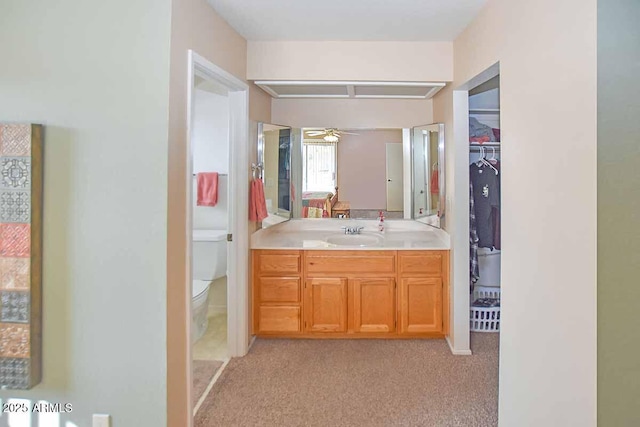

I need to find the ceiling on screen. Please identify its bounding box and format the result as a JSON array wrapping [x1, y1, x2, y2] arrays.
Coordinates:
[[207, 0, 488, 41]]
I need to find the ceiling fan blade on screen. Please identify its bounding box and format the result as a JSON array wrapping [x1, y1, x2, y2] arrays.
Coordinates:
[[340, 131, 360, 135], [306, 132, 326, 136]]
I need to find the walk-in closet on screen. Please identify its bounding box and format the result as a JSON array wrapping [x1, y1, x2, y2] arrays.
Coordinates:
[[468, 76, 501, 333]]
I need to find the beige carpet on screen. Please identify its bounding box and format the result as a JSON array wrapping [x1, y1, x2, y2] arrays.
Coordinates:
[[193, 359, 224, 407], [195, 333, 499, 426]]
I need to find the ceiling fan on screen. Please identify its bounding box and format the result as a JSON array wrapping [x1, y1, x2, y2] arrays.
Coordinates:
[[304, 128, 359, 142]]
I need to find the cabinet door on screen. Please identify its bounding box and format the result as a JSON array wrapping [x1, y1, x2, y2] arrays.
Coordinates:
[[305, 278, 347, 332], [352, 278, 396, 333], [399, 277, 442, 333]]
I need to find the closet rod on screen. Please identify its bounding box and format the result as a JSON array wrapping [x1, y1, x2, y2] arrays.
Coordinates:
[[470, 146, 501, 150], [193, 173, 228, 177], [469, 147, 500, 155], [469, 109, 500, 114]]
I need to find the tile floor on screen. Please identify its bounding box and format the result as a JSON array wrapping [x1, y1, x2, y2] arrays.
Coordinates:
[[193, 276, 227, 361]]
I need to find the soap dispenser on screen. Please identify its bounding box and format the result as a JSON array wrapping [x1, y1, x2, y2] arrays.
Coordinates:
[[378, 211, 385, 233]]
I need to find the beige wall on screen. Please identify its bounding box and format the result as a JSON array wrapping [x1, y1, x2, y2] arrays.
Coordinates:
[[337, 130, 403, 210], [0, 0, 172, 425], [597, 0, 640, 424], [272, 98, 434, 129], [434, 0, 597, 424], [249, 83, 272, 124], [248, 41, 454, 81], [433, 85, 455, 234], [167, 0, 269, 425]]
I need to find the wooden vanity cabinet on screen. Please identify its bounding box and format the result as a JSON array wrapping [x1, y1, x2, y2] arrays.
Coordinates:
[[252, 250, 303, 334], [304, 250, 396, 336], [398, 251, 449, 335], [252, 249, 449, 338]]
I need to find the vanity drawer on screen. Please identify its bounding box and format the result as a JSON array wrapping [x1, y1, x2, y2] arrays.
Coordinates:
[[305, 251, 396, 275], [399, 251, 443, 276], [258, 306, 301, 333], [256, 251, 301, 275], [259, 277, 301, 303]]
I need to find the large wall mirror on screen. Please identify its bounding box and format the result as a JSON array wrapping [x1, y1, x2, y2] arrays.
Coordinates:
[[412, 123, 445, 226], [257, 123, 445, 228]]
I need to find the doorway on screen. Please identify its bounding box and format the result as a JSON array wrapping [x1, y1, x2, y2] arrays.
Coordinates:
[[449, 62, 500, 355], [186, 51, 249, 418]]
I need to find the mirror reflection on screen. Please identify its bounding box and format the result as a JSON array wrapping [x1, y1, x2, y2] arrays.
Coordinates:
[[295, 128, 405, 220], [412, 123, 445, 225], [256, 123, 446, 228], [259, 123, 292, 226]]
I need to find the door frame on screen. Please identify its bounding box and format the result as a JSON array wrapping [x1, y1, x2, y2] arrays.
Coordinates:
[[449, 62, 500, 355], [186, 51, 249, 369]]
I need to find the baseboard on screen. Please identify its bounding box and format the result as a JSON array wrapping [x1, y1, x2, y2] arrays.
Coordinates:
[[446, 336, 472, 355], [193, 358, 230, 416]]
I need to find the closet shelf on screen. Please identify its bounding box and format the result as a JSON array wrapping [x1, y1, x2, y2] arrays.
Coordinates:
[[470, 142, 501, 148], [470, 108, 500, 114]]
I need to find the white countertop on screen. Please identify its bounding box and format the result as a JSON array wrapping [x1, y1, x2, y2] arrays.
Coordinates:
[[251, 219, 450, 250]]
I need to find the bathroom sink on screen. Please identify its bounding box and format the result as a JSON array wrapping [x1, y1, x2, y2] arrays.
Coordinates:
[[324, 233, 384, 247]]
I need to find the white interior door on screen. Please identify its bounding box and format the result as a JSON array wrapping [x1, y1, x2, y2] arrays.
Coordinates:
[[386, 143, 404, 211]]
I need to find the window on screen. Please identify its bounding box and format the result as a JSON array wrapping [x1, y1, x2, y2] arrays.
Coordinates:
[[302, 141, 337, 192]]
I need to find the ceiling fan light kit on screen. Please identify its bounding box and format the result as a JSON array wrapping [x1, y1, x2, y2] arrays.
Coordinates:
[[304, 128, 360, 142]]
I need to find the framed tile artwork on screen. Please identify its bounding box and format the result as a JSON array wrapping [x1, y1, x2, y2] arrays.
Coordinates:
[[0, 124, 42, 389]]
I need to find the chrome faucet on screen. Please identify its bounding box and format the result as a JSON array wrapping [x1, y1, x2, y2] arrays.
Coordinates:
[[341, 226, 364, 235]]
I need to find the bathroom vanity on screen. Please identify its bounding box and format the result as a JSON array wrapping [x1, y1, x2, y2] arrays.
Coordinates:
[[250, 220, 450, 338]]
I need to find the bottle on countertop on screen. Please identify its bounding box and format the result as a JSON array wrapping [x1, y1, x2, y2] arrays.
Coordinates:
[[378, 211, 385, 233]]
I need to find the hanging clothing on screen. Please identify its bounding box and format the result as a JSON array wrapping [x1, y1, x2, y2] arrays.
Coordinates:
[[470, 181, 480, 288], [469, 162, 500, 248]]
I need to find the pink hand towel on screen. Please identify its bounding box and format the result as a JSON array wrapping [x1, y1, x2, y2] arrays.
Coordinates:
[[197, 172, 219, 206], [249, 179, 257, 221], [255, 178, 268, 220], [430, 167, 439, 194], [249, 178, 268, 221]]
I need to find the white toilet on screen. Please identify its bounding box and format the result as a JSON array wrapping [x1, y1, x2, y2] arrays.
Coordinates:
[[192, 229, 228, 342]]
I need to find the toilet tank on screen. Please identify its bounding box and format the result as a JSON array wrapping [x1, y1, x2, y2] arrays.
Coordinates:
[[193, 229, 227, 280]]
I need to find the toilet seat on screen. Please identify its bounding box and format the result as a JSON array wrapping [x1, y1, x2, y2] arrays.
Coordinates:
[[192, 279, 209, 298]]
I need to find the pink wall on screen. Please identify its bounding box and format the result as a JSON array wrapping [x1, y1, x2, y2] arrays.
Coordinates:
[[273, 98, 433, 129], [337, 129, 402, 210]]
